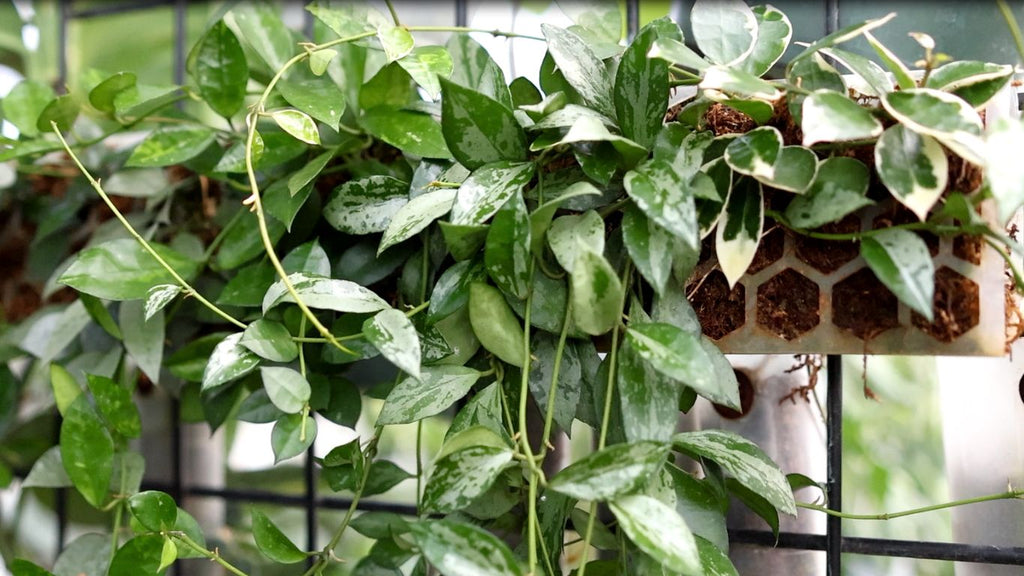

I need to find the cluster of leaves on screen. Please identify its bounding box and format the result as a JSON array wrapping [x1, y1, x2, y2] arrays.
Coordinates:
[[0, 0, 1022, 575]]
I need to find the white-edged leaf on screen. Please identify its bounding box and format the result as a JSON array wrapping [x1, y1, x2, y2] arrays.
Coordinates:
[[270, 109, 320, 145], [648, 37, 710, 72], [926, 61, 1014, 108], [880, 88, 985, 165], [742, 5, 793, 77], [801, 89, 883, 146], [784, 156, 871, 229], [450, 161, 535, 226], [421, 446, 515, 514], [875, 124, 948, 220], [549, 440, 670, 501], [673, 429, 797, 515], [201, 333, 260, 392], [379, 189, 457, 254], [716, 176, 763, 287], [691, 0, 758, 66], [377, 366, 481, 425], [860, 228, 935, 321], [363, 308, 421, 379], [865, 31, 915, 90], [260, 366, 311, 414], [700, 65, 782, 101], [610, 495, 702, 575], [767, 146, 818, 193], [986, 117, 1024, 224], [790, 12, 896, 64], [819, 47, 892, 96], [262, 273, 389, 314], [724, 126, 782, 180], [144, 284, 182, 322]]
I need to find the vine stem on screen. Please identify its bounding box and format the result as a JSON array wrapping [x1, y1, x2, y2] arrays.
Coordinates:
[[997, 0, 1024, 64], [799, 490, 1024, 520], [764, 209, 964, 241], [577, 263, 632, 576], [518, 261, 541, 575], [52, 124, 248, 331], [169, 533, 250, 576], [538, 299, 572, 459]]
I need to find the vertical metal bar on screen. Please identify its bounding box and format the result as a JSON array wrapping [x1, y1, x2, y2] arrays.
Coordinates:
[[53, 416, 67, 555], [626, 0, 640, 41], [455, 0, 468, 28], [169, 398, 183, 576], [826, 355, 843, 576], [173, 0, 187, 87], [304, 447, 317, 555], [56, 0, 69, 91], [825, 0, 840, 35]]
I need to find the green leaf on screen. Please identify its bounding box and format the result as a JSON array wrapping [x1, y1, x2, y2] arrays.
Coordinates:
[[864, 31, 915, 91], [126, 126, 217, 167], [786, 53, 846, 122], [306, 1, 388, 38], [450, 161, 535, 226], [279, 65, 347, 129], [380, 190, 457, 254], [427, 259, 486, 323], [716, 176, 763, 287], [86, 373, 141, 439], [241, 319, 298, 363], [625, 159, 698, 251], [790, 12, 895, 65], [89, 72, 137, 114], [398, 45, 453, 100], [801, 89, 883, 146], [172, 508, 207, 559], [700, 65, 781, 101], [925, 61, 1014, 108], [410, 519, 524, 576], [469, 282, 526, 366], [50, 364, 81, 418], [766, 146, 818, 193], [648, 38, 710, 72], [570, 249, 623, 336], [986, 117, 1024, 224], [263, 272, 390, 314], [59, 238, 199, 301], [446, 34, 512, 109], [271, 109, 320, 145], [260, 367, 311, 414], [364, 308, 421, 379], [201, 333, 260, 392], [541, 24, 616, 119], [378, 23, 414, 61], [724, 126, 781, 180], [363, 460, 413, 496], [673, 429, 797, 515], [622, 205, 673, 295], [359, 108, 451, 159], [532, 115, 647, 168], [108, 535, 164, 576], [784, 156, 872, 229], [439, 222, 489, 261], [252, 509, 308, 564], [421, 446, 515, 514], [548, 210, 605, 274], [60, 395, 114, 507], [880, 88, 984, 165], [549, 440, 669, 501], [324, 175, 408, 235], [696, 536, 740, 576], [158, 538, 177, 572], [861, 228, 935, 320], [441, 78, 526, 170], [224, 3, 295, 72], [528, 332, 582, 435], [167, 333, 228, 383], [129, 491, 177, 532], [113, 84, 183, 123], [875, 124, 948, 220], [377, 366, 481, 425], [614, 22, 669, 150], [119, 299, 164, 385], [284, 237, 331, 275], [144, 285, 181, 322], [51, 533, 112, 575], [23, 446, 71, 488], [37, 93, 79, 133], [742, 5, 792, 77], [9, 559, 55, 576], [617, 338, 682, 442], [485, 192, 532, 300], [726, 477, 779, 537], [819, 46, 892, 96], [78, 293, 122, 340], [529, 181, 602, 253], [627, 323, 739, 409], [610, 495, 701, 575], [19, 301, 90, 364], [271, 413, 317, 463], [1, 80, 54, 137], [190, 21, 247, 118], [691, 0, 757, 65]]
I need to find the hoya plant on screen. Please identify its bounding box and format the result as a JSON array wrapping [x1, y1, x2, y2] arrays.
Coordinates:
[[1, 0, 1023, 575]]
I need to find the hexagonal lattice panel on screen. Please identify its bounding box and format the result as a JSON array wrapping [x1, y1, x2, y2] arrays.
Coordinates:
[[684, 199, 1005, 355]]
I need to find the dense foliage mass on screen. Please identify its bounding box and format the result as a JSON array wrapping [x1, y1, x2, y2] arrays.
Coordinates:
[[1, 0, 1022, 574]]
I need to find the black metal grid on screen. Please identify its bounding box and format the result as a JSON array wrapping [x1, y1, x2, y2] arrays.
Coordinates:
[[24, 0, 1024, 574]]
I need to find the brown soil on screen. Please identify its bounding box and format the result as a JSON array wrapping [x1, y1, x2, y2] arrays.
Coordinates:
[[947, 153, 984, 194], [703, 102, 757, 136], [911, 266, 980, 342], [756, 268, 820, 340], [793, 215, 861, 274], [832, 268, 900, 340], [689, 270, 746, 340], [952, 234, 984, 265], [747, 225, 785, 274], [712, 369, 755, 419]]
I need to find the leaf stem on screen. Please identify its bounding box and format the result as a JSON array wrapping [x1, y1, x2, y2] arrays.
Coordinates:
[[52, 124, 247, 330], [577, 262, 632, 576], [169, 532, 249, 576], [799, 490, 1024, 520], [384, 0, 401, 26], [997, 0, 1024, 65]]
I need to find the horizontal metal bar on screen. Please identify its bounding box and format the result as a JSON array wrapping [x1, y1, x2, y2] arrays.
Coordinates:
[[68, 0, 175, 20], [730, 530, 1024, 566]]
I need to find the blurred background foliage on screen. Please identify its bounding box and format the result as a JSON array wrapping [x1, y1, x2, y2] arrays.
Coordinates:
[[3, 1, 1021, 574]]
